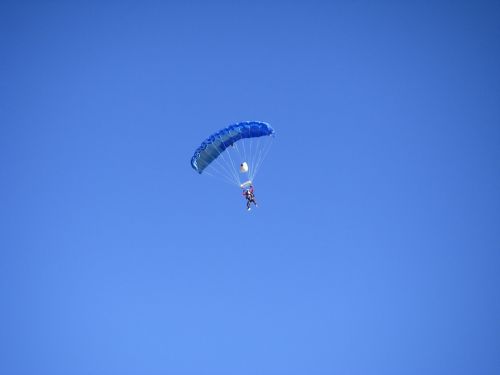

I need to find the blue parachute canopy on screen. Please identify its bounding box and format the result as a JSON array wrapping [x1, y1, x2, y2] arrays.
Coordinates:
[[191, 121, 275, 174]]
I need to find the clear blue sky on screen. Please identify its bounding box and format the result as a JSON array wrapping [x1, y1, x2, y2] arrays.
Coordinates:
[[1, 1, 499, 374]]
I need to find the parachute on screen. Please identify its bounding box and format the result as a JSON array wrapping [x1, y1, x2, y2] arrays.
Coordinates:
[[191, 121, 275, 187]]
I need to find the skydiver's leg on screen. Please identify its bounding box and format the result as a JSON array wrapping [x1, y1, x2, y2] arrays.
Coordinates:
[[247, 200, 251, 210]]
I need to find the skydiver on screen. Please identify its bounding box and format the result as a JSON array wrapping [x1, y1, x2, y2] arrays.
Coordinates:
[[243, 186, 258, 211]]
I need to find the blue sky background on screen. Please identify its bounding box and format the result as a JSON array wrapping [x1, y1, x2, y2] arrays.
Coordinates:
[[1, 1, 499, 374]]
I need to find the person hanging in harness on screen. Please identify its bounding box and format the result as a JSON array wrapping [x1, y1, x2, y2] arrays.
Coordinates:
[[243, 185, 258, 211]]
